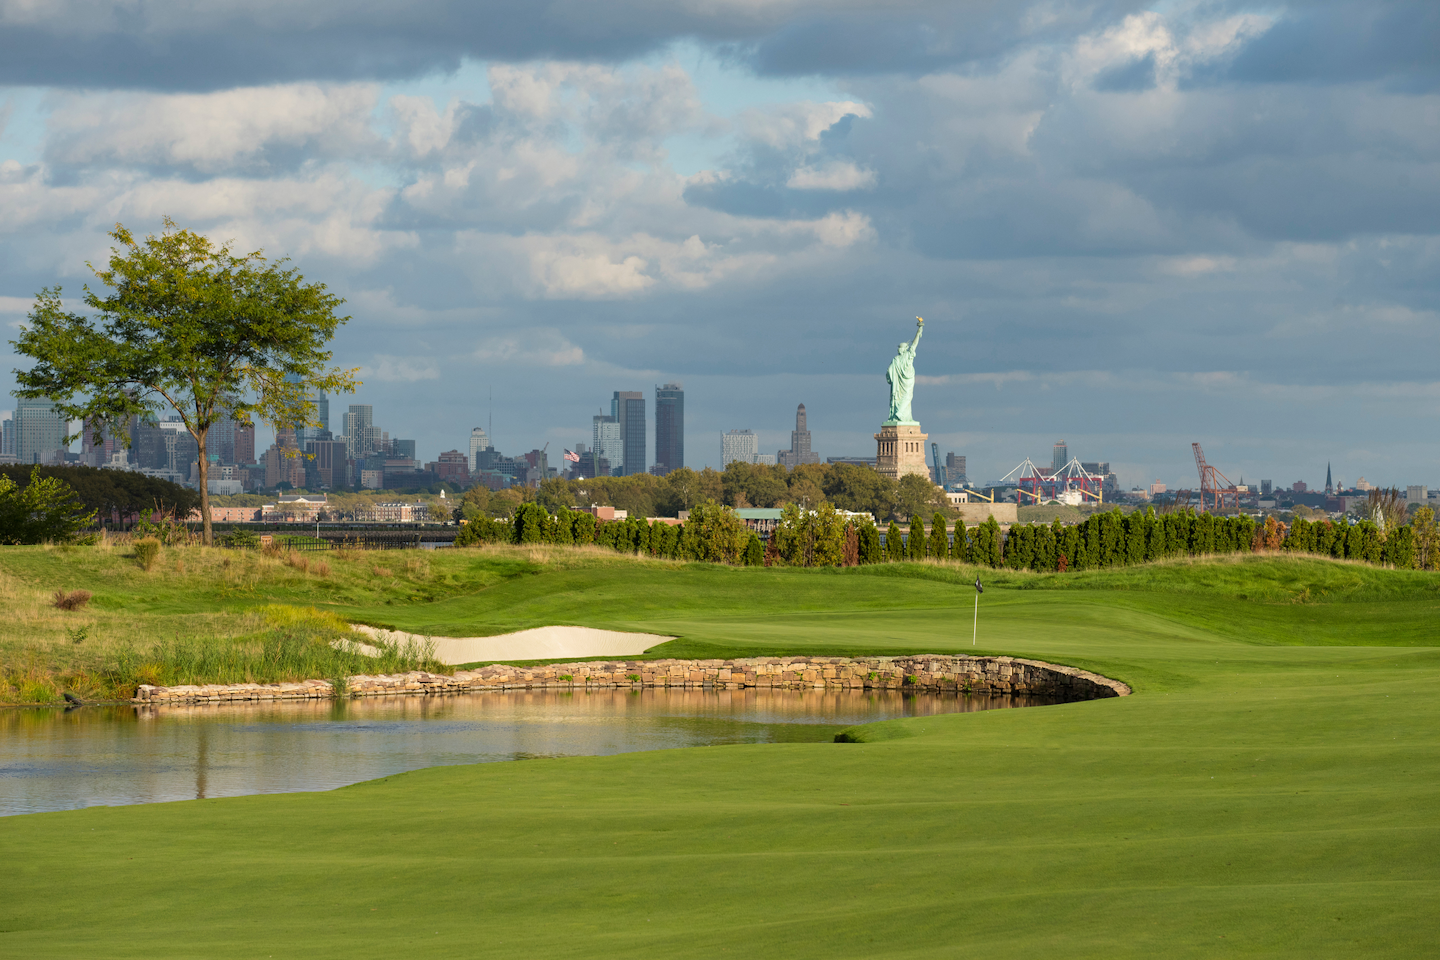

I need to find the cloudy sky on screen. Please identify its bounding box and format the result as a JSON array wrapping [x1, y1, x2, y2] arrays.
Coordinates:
[[1, 0, 1436, 489]]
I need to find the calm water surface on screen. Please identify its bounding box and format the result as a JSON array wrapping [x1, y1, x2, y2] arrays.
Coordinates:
[[1, 689, 1053, 817]]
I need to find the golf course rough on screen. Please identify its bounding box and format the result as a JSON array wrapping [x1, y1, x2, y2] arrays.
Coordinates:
[[2, 550, 1438, 958]]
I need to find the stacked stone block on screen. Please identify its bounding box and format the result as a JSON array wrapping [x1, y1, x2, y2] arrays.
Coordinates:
[[133, 656, 1129, 704]]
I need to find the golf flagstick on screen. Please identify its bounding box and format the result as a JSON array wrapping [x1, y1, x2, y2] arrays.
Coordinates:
[[972, 577, 983, 646]]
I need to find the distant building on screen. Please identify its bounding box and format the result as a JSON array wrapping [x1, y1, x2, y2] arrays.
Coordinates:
[[341, 405, 383, 460], [613, 391, 645, 476], [428, 450, 470, 485], [14, 397, 67, 465], [1261, 480, 1273, 496], [722, 429, 759, 467], [654, 383, 684, 475], [1407, 485, 1428, 504], [469, 427, 490, 472], [826, 456, 876, 468], [946, 453, 967, 483], [777, 403, 819, 468], [1292, 481, 1308, 493], [593, 414, 621, 476], [1051, 441, 1067, 475], [1149, 480, 1167, 497], [755, 454, 777, 465], [0, 410, 13, 458], [1325, 462, 1334, 495], [306, 440, 349, 489], [1354, 477, 1374, 492]]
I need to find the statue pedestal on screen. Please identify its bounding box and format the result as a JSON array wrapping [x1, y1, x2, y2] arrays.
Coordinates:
[[875, 423, 929, 482]]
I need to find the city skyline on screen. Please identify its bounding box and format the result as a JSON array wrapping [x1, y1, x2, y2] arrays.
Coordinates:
[[0, 1, 1434, 491]]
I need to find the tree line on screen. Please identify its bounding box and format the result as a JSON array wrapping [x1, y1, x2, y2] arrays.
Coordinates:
[[454, 499, 1440, 572], [453, 461, 952, 524]]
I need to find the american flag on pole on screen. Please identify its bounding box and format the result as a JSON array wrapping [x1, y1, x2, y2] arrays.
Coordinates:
[[563, 449, 580, 463]]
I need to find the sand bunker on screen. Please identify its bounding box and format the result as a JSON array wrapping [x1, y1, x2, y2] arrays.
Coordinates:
[[347, 624, 673, 666]]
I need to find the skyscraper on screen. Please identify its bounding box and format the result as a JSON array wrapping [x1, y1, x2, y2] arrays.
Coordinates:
[[654, 383, 684, 475], [592, 414, 621, 476], [469, 427, 490, 471], [778, 403, 819, 468], [1052, 440, 1068, 474], [612, 391, 645, 477], [0, 411, 13, 458], [14, 397, 67, 465], [722, 430, 759, 467], [341, 405, 382, 460]]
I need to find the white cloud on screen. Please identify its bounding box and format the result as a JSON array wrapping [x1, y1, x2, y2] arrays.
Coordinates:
[[363, 355, 441, 382], [44, 84, 381, 171], [786, 161, 876, 191], [472, 330, 586, 367], [740, 100, 872, 148]]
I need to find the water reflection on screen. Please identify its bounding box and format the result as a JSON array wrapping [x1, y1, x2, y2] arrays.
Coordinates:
[[1, 689, 1054, 817]]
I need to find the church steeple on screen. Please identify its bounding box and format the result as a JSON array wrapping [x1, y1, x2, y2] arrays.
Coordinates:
[[1325, 462, 1333, 494]]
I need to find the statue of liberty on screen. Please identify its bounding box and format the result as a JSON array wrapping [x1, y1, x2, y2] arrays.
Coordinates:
[[884, 317, 924, 425]]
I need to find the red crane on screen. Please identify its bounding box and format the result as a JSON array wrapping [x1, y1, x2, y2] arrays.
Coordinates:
[[1192, 442, 1239, 514]]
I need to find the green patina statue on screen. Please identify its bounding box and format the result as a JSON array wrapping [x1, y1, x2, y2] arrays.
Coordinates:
[[884, 316, 924, 425]]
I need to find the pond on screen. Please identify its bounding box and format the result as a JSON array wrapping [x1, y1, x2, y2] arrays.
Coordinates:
[[1, 689, 1057, 817]]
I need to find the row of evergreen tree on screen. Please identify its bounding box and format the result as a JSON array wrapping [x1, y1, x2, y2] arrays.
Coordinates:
[[454, 500, 1430, 571]]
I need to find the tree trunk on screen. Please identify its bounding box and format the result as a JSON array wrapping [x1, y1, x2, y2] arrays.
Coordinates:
[[196, 428, 213, 546]]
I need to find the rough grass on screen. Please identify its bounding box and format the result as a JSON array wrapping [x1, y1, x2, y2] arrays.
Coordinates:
[[0, 550, 1437, 958]]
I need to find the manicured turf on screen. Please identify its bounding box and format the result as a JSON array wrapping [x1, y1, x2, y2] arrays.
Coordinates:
[[2, 551, 1438, 957]]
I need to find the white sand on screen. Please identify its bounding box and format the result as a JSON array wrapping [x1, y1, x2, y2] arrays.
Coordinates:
[[347, 624, 673, 666]]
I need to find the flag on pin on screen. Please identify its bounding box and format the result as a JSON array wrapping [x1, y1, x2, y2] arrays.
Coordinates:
[[974, 577, 983, 593]]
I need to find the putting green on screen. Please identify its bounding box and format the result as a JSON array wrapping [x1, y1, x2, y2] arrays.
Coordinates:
[[3, 554, 1438, 958]]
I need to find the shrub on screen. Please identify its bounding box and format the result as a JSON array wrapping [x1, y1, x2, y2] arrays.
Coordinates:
[[220, 529, 261, 548], [52, 589, 92, 611], [133, 537, 161, 571], [0, 467, 97, 545], [285, 552, 309, 573], [314, 561, 331, 577], [372, 565, 393, 577]]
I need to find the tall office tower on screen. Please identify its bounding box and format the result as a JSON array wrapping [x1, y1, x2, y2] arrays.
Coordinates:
[[612, 391, 645, 477], [722, 430, 759, 467], [14, 397, 68, 465], [654, 383, 684, 475], [946, 452, 967, 483], [1052, 440, 1068, 474], [469, 427, 490, 471], [390, 438, 417, 463], [0, 411, 13, 458], [341, 405, 382, 460], [778, 404, 819, 468], [235, 422, 256, 464], [593, 415, 621, 476]]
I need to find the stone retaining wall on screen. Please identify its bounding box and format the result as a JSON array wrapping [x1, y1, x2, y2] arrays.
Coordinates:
[[133, 656, 1129, 704]]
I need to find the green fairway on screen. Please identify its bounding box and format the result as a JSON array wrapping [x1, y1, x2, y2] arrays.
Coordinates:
[[2, 550, 1439, 957]]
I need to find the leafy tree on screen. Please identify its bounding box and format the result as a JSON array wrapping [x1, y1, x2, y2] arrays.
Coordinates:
[[513, 502, 549, 543], [972, 516, 1002, 567], [952, 518, 970, 563], [857, 521, 881, 565], [822, 463, 894, 520], [743, 534, 764, 566], [453, 485, 491, 522], [536, 477, 574, 513], [885, 521, 904, 562], [12, 220, 357, 545], [681, 499, 748, 564], [0, 468, 98, 544], [1412, 507, 1439, 571], [907, 517, 925, 560], [928, 513, 949, 560], [895, 473, 947, 523], [0, 463, 197, 524]]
